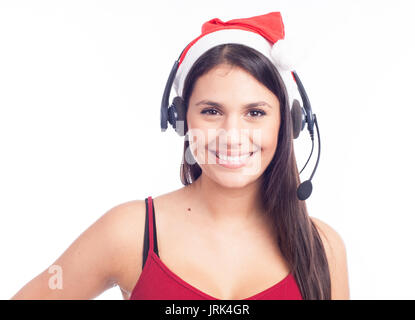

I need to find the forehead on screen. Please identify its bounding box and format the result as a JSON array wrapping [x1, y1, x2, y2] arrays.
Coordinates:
[[190, 64, 278, 104], [197, 64, 257, 85]]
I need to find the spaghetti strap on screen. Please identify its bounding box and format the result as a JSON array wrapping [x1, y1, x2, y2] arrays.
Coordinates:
[[148, 196, 154, 253], [142, 196, 159, 270], [142, 197, 159, 270], [151, 197, 159, 256]]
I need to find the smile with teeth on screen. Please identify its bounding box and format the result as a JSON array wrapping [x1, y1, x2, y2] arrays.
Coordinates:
[[208, 149, 258, 168], [216, 152, 253, 162]]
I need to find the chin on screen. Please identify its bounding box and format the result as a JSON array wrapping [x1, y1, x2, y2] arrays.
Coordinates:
[[206, 169, 260, 189]]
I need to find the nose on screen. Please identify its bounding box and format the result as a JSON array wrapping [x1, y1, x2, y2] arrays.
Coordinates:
[[222, 112, 243, 131], [216, 114, 251, 150]]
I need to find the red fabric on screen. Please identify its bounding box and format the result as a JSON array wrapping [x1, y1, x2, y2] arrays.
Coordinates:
[[202, 12, 285, 43], [129, 196, 303, 300], [179, 12, 285, 67]]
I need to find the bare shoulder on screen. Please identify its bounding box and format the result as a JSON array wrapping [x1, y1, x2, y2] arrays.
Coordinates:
[[309, 216, 346, 256], [11, 199, 147, 300], [310, 216, 350, 300], [115, 189, 188, 297], [103, 199, 147, 296]]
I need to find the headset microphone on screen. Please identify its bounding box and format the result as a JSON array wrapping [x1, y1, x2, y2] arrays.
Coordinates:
[[291, 71, 321, 201], [297, 114, 320, 200]]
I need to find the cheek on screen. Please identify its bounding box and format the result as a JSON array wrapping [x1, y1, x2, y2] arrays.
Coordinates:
[[186, 109, 203, 129], [256, 120, 280, 153], [264, 129, 279, 149], [186, 128, 210, 162]]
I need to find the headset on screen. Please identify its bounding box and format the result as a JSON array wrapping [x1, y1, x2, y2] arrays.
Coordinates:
[[160, 45, 321, 201]]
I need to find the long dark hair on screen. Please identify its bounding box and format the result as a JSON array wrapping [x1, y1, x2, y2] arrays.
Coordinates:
[[179, 43, 331, 299]]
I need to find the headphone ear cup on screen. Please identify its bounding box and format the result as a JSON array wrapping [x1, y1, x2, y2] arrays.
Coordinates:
[[172, 96, 187, 136], [291, 99, 305, 139], [167, 104, 177, 127]]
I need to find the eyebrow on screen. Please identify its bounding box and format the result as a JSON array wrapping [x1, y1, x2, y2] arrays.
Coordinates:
[[195, 100, 273, 109]]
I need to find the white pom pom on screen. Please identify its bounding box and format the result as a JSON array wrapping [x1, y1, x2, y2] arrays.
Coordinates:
[[271, 39, 296, 72]]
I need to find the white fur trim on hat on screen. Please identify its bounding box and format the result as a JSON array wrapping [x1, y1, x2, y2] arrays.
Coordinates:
[[271, 39, 295, 72], [172, 28, 301, 108], [173, 29, 274, 97]]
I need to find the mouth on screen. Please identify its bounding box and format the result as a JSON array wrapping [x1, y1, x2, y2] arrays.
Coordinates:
[[208, 149, 259, 168]]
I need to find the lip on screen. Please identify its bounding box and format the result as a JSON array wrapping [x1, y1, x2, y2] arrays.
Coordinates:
[[209, 150, 258, 169], [208, 149, 259, 157]]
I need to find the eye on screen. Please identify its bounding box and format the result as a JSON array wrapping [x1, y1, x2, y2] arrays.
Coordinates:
[[248, 109, 266, 117], [200, 108, 220, 116], [200, 108, 267, 117]]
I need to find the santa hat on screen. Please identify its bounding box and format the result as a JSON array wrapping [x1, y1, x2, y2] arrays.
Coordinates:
[[172, 12, 299, 105]]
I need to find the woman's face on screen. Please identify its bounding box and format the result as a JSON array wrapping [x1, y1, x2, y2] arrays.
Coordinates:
[[186, 63, 281, 188]]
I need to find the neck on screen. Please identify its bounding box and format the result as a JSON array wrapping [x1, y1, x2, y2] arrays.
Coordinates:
[[186, 173, 266, 228]]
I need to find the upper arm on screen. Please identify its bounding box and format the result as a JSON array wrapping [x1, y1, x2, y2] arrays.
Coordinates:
[[310, 216, 350, 300], [10, 200, 146, 300]]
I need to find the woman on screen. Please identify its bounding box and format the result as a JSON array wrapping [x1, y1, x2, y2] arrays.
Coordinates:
[[11, 12, 349, 300]]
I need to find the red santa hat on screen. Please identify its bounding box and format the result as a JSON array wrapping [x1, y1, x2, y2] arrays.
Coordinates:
[[172, 12, 299, 104]]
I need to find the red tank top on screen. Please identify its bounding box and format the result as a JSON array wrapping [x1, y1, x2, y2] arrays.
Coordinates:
[[129, 196, 303, 300]]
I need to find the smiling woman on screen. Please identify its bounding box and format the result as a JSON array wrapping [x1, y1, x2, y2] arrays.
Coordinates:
[[10, 11, 349, 301], [130, 13, 347, 301], [170, 41, 337, 300]]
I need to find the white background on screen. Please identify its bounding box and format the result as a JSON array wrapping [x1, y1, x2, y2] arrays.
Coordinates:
[[1, 0, 414, 300]]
